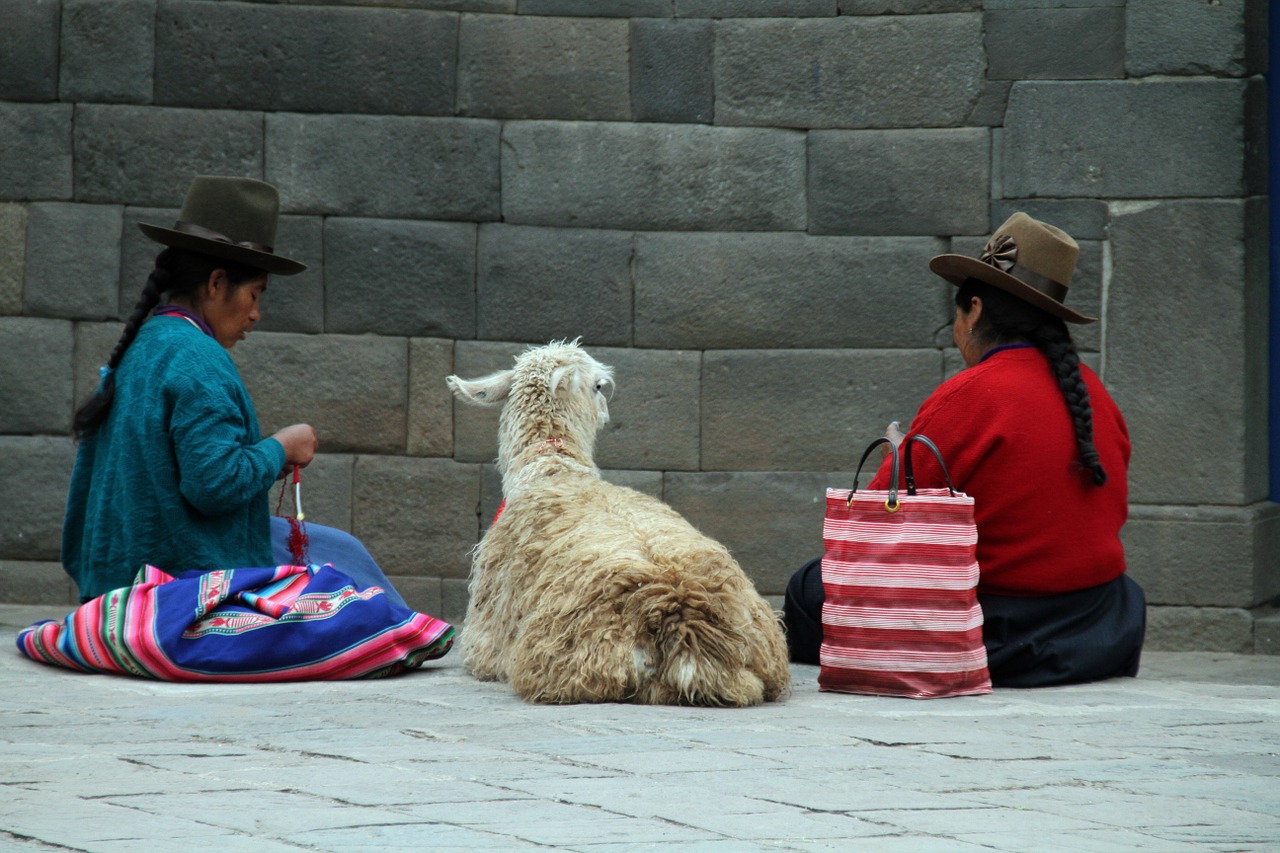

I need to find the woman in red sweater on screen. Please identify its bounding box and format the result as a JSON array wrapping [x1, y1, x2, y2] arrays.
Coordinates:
[[784, 213, 1146, 687]]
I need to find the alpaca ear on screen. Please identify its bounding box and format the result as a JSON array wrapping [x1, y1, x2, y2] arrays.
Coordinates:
[[550, 365, 575, 399], [447, 370, 514, 407]]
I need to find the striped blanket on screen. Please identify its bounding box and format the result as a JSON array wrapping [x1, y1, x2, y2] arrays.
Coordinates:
[[16, 563, 454, 681]]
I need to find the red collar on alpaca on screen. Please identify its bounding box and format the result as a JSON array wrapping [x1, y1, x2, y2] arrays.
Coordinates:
[[540, 437, 565, 451]]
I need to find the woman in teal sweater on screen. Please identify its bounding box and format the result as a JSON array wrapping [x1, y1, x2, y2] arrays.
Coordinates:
[[63, 176, 406, 607]]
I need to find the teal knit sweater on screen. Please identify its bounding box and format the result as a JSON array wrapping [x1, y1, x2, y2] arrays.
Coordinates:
[[62, 316, 287, 600]]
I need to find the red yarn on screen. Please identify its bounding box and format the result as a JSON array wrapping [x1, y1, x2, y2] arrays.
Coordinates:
[[275, 467, 311, 566]]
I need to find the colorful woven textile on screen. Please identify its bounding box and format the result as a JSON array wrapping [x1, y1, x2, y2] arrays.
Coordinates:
[[17, 564, 454, 681], [819, 483, 991, 699]]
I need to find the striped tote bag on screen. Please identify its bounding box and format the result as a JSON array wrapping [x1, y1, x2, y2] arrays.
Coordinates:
[[819, 435, 991, 699]]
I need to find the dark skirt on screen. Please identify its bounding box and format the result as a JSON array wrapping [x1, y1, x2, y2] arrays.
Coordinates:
[[783, 557, 1146, 688]]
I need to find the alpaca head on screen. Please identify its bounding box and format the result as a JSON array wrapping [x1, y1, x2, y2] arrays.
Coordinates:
[[447, 340, 615, 476]]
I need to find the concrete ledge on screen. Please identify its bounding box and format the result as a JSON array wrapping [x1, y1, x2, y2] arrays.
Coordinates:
[[1146, 605, 1255, 654], [0, 561, 78, 606]]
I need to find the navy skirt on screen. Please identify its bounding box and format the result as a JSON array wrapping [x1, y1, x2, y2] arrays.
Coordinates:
[[783, 557, 1146, 688]]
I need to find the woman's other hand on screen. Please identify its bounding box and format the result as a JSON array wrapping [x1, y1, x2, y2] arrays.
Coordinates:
[[272, 423, 318, 470]]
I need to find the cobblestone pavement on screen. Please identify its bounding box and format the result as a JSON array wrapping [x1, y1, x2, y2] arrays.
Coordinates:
[[2, 604, 1278, 852]]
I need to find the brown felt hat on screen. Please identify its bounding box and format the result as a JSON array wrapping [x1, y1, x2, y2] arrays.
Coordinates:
[[929, 212, 1095, 324], [138, 176, 307, 276]]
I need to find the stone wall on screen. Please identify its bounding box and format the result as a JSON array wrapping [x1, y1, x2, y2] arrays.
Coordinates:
[[0, 0, 1272, 651]]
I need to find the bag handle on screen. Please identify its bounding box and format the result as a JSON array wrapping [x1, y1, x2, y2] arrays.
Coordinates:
[[848, 433, 955, 512]]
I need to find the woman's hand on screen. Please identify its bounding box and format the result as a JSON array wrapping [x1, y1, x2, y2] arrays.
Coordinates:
[[272, 423, 318, 470]]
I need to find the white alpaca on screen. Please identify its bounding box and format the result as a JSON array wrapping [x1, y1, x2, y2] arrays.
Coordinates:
[[447, 340, 791, 706]]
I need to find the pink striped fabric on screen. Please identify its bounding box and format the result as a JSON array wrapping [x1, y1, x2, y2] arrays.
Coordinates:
[[818, 486, 992, 699]]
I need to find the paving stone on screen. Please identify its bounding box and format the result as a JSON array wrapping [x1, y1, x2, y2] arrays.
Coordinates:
[[408, 337, 455, 458], [476, 224, 633, 346], [1146, 606, 1255, 654], [0, 204, 26, 315], [502, 121, 805, 231], [0, 561, 77, 606], [1125, 503, 1280, 610], [23, 203, 122, 321], [156, 2, 457, 114], [1106, 200, 1263, 505], [232, 331, 410, 455], [1127, 0, 1249, 77], [664, 471, 841, 595], [808, 129, 990, 236], [0, 0, 59, 101], [0, 103, 73, 200], [60, 0, 155, 103], [352, 455, 481, 580], [0, 436, 74, 560], [266, 114, 501, 221], [324, 217, 475, 338], [635, 232, 949, 349], [714, 16, 984, 129], [74, 105, 264, 207], [985, 7, 1125, 80], [0, 318, 73, 436], [630, 19, 713, 124], [1003, 80, 1246, 199], [701, 349, 943, 472], [458, 15, 628, 120]]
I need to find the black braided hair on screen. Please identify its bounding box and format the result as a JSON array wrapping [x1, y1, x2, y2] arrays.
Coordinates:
[[72, 248, 262, 440], [956, 279, 1107, 487]]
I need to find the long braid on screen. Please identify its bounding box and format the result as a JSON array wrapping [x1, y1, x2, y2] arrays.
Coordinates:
[[1025, 323, 1107, 486], [958, 279, 1106, 487], [72, 251, 173, 439]]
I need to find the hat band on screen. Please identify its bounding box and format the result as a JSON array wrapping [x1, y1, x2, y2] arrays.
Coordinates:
[[991, 259, 1068, 304], [173, 220, 274, 254]]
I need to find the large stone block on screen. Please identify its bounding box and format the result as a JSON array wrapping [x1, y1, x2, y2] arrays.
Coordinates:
[[60, 0, 155, 103], [841, 0, 977, 11], [408, 337, 454, 458], [476, 224, 633, 346], [451, 341, 702, 472], [965, 80, 1012, 127], [1126, 0, 1248, 77], [1125, 503, 1280, 609], [0, 318, 73, 435], [1106, 200, 1264, 505], [1144, 606, 1254, 654], [664, 471, 840, 596], [518, 0, 671, 14], [352, 456, 481, 580], [23, 203, 122, 321], [119, 206, 175, 319], [990, 199, 1109, 241], [635, 232, 949, 350], [0, 204, 26, 315], [72, 322, 125, 412], [266, 114, 500, 221], [676, 0, 835, 15], [985, 7, 1124, 80], [502, 122, 806, 231], [233, 331, 410, 455], [0, 104, 73, 200], [324, 218, 476, 338], [630, 19, 713, 124], [0, 0, 59, 101], [702, 349, 943, 471], [808, 129, 989, 236], [0, 436, 74, 560], [156, 3, 456, 115], [74, 106, 264, 207], [287, 452, 355, 533], [254, 216, 325, 334], [0, 561, 77, 606], [714, 16, 984, 129], [1003, 80, 1246, 199], [458, 16, 628, 120]]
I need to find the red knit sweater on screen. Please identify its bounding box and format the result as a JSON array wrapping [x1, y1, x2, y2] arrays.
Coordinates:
[[869, 347, 1130, 597]]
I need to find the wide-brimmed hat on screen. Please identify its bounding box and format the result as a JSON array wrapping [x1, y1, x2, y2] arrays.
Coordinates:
[[929, 212, 1094, 324], [138, 176, 307, 276]]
